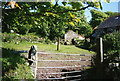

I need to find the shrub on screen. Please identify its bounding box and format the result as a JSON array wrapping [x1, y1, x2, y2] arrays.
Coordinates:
[[103, 31, 120, 55], [2, 48, 33, 80], [2, 32, 18, 42], [2, 32, 45, 43], [45, 39, 52, 44]]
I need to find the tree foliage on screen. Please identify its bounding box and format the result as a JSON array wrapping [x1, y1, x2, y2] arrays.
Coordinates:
[[103, 31, 120, 55], [90, 10, 120, 29], [90, 9, 108, 28], [105, 11, 120, 17], [2, 0, 112, 39]]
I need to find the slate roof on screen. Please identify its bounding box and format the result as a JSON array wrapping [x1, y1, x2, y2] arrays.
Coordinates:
[[97, 15, 120, 29]]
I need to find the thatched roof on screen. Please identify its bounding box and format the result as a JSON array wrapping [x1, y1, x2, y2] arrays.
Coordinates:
[[97, 15, 120, 29]]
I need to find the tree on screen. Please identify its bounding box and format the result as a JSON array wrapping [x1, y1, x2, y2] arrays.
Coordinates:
[[105, 11, 120, 17], [2, 0, 112, 50], [72, 11, 93, 37], [90, 9, 108, 28]]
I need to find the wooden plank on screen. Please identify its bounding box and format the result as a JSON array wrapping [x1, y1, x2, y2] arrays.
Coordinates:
[[37, 60, 91, 62], [70, 79, 81, 81], [37, 52, 91, 56], [38, 75, 81, 80], [37, 65, 90, 69], [38, 70, 83, 75]]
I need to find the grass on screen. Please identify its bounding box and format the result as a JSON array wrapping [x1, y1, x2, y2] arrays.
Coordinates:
[[2, 41, 95, 54]]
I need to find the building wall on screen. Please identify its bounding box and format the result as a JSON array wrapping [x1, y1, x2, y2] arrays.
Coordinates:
[[64, 30, 85, 42], [65, 30, 78, 42]]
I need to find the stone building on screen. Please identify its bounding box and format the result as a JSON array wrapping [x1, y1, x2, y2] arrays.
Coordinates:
[[64, 30, 85, 44]]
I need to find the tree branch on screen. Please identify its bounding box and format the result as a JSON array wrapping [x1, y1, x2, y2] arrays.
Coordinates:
[[49, 5, 92, 14], [25, 5, 92, 16]]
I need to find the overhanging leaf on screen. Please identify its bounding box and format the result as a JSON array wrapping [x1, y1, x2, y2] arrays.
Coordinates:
[[69, 12, 75, 18], [75, 18, 81, 23], [69, 22, 75, 26], [15, 3, 21, 9]]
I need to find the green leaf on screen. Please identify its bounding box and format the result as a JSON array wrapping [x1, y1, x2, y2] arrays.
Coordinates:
[[34, 21, 38, 25], [25, 3, 30, 7], [69, 22, 75, 26], [69, 12, 75, 18]]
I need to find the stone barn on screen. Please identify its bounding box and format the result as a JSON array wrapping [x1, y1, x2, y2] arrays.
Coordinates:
[[64, 30, 85, 44]]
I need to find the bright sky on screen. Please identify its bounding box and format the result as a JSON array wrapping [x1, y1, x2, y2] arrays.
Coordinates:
[[56, 0, 119, 22], [85, 1, 120, 22]]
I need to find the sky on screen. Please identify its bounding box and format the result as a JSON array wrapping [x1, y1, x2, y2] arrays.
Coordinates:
[[85, 1, 119, 22]]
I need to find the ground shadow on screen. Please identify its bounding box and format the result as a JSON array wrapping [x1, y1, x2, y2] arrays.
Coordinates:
[[2, 48, 26, 79]]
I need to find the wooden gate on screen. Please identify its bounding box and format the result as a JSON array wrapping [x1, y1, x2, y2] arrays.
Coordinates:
[[30, 52, 92, 80]]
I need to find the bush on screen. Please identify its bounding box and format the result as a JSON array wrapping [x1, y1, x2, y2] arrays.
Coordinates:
[[103, 31, 120, 55], [45, 39, 52, 44], [2, 32, 45, 43], [2, 32, 18, 42], [74, 38, 91, 50]]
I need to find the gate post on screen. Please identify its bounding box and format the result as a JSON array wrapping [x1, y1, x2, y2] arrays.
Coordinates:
[[35, 50, 38, 79], [96, 37, 104, 63], [96, 37, 104, 79], [100, 37, 103, 63], [28, 45, 37, 79]]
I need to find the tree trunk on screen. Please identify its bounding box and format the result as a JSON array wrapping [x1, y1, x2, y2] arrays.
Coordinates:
[[57, 37, 60, 51]]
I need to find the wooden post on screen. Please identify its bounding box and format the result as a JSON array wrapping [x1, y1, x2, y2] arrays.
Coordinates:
[[100, 37, 103, 63], [28, 45, 37, 79], [96, 37, 104, 63], [96, 37, 104, 79], [57, 37, 60, 51], [34, 52, 37, 79]]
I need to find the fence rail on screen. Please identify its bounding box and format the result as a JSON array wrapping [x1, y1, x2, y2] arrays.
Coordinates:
[[37, 59, 91, 62], [37, 52, 92, 56], [38, 70, 85, 75], [37, 65, 90, 69], [38, 75, 81, 80]]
